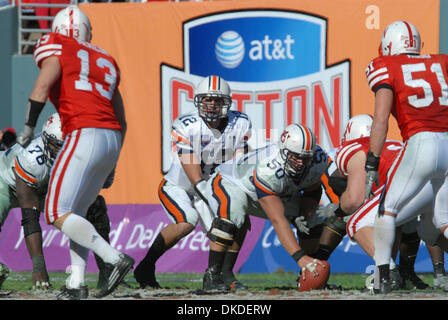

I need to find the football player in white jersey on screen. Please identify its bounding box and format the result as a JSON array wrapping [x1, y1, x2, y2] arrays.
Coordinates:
[[0, 113, 63, 290], [200, 123, 329, 290], [134, 75, 252, 290]]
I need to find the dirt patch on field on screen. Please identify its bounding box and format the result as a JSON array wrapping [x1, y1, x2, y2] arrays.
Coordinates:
[[1, 286, 448, 300]]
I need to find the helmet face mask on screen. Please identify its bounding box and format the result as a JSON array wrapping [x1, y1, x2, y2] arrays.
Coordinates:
[[278, 124, 316, 182], [42, 113, 63, 167], [281, 149, 314, 181], [194, 94, 232, 122], [194, 75, 232, 123], [379, 21, 421, 56], [51, 5, 92, 42]]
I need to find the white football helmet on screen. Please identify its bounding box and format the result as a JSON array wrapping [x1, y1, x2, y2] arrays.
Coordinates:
[[51, 5, 92, 42], [42, 113, 63, 167], [379, 21, 421, 56], [194, 75, 232, 122], [341, 114, 373, 144], [278, 123, 316, 181]]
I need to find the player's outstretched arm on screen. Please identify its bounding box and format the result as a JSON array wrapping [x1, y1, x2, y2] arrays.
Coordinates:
[[259, 195, 317, 270]]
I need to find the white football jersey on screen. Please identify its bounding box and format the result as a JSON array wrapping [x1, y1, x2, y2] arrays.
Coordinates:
[[164, 110, 252, 192], [0, 135, 50, 197], [217, 143, 329, 202]]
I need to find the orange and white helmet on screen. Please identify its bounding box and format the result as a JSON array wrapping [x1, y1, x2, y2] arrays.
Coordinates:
[[278, 124, 316, 181], [42, 113, 63, 167], [342, 114, 373, 144], [379, 21, 421, 56], [194, 75, 232, 122], [51, 5, 92, 42]]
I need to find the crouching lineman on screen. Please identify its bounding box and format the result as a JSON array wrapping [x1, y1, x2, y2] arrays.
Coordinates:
[[0, 113, 62, 290], [197, 124, 329, 291], [134, 75, 252, 291], [0, 113, 115, 295]]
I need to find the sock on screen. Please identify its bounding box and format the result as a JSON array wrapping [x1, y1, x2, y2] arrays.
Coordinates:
[[61, 214, 120, 265], [208, 250, 226, 272], [400, 254, 417, 271], [66, 240, 89, 289], [222, 250, 238, 281], [378, 264, 390, 280], [374, 214, 396, 267], [140, 233, 168, 266]]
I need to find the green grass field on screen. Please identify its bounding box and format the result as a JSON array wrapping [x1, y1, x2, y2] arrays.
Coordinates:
[[1, 270, 437, 292]]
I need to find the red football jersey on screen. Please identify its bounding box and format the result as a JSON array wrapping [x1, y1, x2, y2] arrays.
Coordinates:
[[33, 33, 121, 137], [366, 54, 448, 141], [335, 137, 403, 191]]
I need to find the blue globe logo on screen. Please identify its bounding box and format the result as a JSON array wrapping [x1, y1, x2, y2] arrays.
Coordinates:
[[215, 31, 245, 69]]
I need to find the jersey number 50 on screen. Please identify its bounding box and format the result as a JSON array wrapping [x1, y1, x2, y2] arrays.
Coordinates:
[[75, 49, 117, 100]]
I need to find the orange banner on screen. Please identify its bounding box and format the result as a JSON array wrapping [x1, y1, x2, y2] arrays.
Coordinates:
[[79, 0, 439, 204]]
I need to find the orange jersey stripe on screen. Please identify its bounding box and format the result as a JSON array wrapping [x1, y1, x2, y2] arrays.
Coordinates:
[[321, 172, 339, 204], [14, 158, 37, 184], [303, 126, 311, 151], [158, 179, 185, 223], [212, 174, 229, 219], [171, 130, 191, 145], [321, 158, 339, 204], [252, 170, 275, 195]]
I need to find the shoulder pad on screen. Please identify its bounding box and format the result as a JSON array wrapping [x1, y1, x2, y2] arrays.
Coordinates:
[[33, 33, 62, 67], [15, 137, 48, 187], [365, 56, 391, 91]]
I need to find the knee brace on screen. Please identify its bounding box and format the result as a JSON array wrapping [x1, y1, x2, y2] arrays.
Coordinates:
[[21, 208, 42, 237], [207, 218, 237, 248], [323, 216, 347, 237]]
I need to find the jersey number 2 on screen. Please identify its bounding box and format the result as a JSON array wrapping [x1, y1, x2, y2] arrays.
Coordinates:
[[75, 49, 117, 100]]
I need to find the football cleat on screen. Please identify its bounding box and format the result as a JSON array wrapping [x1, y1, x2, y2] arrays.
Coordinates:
[[399, 265, 429, 290], [228, 280, 249, 291], [390, 266, 401, 290], [96, 253, 135, 298], [203, 265, 230, 292], [373, 278, 392, 295], [0, 263, 9, 290], [57, 285, 88, 300], [97, 264, 113, 291], [134, 261, 162, 289]]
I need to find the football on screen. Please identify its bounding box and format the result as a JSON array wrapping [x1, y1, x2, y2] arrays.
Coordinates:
[[297, 260, 330, 292]]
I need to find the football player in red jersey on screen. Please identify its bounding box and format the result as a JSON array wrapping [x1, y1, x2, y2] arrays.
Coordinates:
[[365, 21, 448, 294], [16, 5, 134, 300]]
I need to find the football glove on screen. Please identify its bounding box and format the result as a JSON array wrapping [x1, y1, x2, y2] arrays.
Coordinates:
[[194, 179, 209, 206], [316, 203, 339, 219], [17, 124, 35, 148], [294, 216, 310, 235], [365, 151, 380, 200]]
